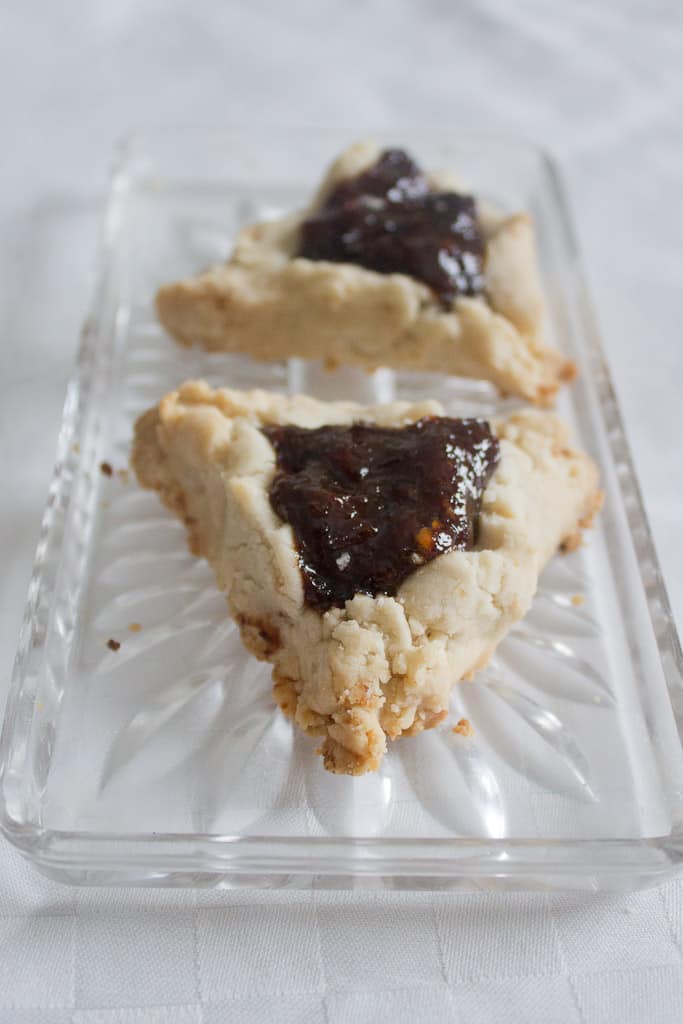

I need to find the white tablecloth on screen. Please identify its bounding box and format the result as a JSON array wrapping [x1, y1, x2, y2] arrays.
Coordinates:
[[1, 1, 682, 1020]]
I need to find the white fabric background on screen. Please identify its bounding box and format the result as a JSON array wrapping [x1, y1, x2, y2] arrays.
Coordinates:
[[1, 1, 682, 1020]]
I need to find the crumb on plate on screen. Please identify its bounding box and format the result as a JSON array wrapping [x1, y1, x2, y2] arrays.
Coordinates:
[[453, 717, 473, 737]]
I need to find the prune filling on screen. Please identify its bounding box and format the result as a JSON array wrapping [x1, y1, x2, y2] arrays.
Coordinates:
[[298, 147, 485, 306], [263, 417, 500, 611]]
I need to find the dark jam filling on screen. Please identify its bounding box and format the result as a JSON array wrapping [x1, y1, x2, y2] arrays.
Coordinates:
[[263, 417, 499, 611], [298, 148, 485, 307]]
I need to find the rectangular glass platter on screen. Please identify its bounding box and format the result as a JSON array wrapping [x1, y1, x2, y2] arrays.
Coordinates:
[[2, 129, 682, 891]]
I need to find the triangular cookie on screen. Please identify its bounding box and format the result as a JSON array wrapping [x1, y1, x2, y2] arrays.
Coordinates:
[[156, 142, 575, 404], [132, 381, 600, 774]]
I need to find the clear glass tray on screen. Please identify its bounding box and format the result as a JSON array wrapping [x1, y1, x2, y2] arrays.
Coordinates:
[[2, 129, 682, 891]]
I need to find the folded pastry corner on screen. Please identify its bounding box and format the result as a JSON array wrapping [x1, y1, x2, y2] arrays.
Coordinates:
[[131, 380, 600, 775], [155, 142, 575, 404]]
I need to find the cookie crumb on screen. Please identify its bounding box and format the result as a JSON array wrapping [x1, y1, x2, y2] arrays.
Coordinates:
[[571, 594, 585, 606], [106, 638, 121, 651], [117, 468, 129, 485], [72, 443, 80, 454], [128, 622, 142, 633], [100, 461, 113, 477], [453, 717, 473, 737]]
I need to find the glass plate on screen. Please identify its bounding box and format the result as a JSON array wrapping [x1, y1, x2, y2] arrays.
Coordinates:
[[1, 129, 682, 891]]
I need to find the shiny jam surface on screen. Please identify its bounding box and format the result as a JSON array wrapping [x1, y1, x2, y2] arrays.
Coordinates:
[[298, 148, 485, 306], [263, 417, 500, 611]]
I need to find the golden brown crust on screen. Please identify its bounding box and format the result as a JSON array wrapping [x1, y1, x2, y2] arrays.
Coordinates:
[[131, 407, 202, 554], [560, 489, 605, 552], [233, 613, 281, 659]]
